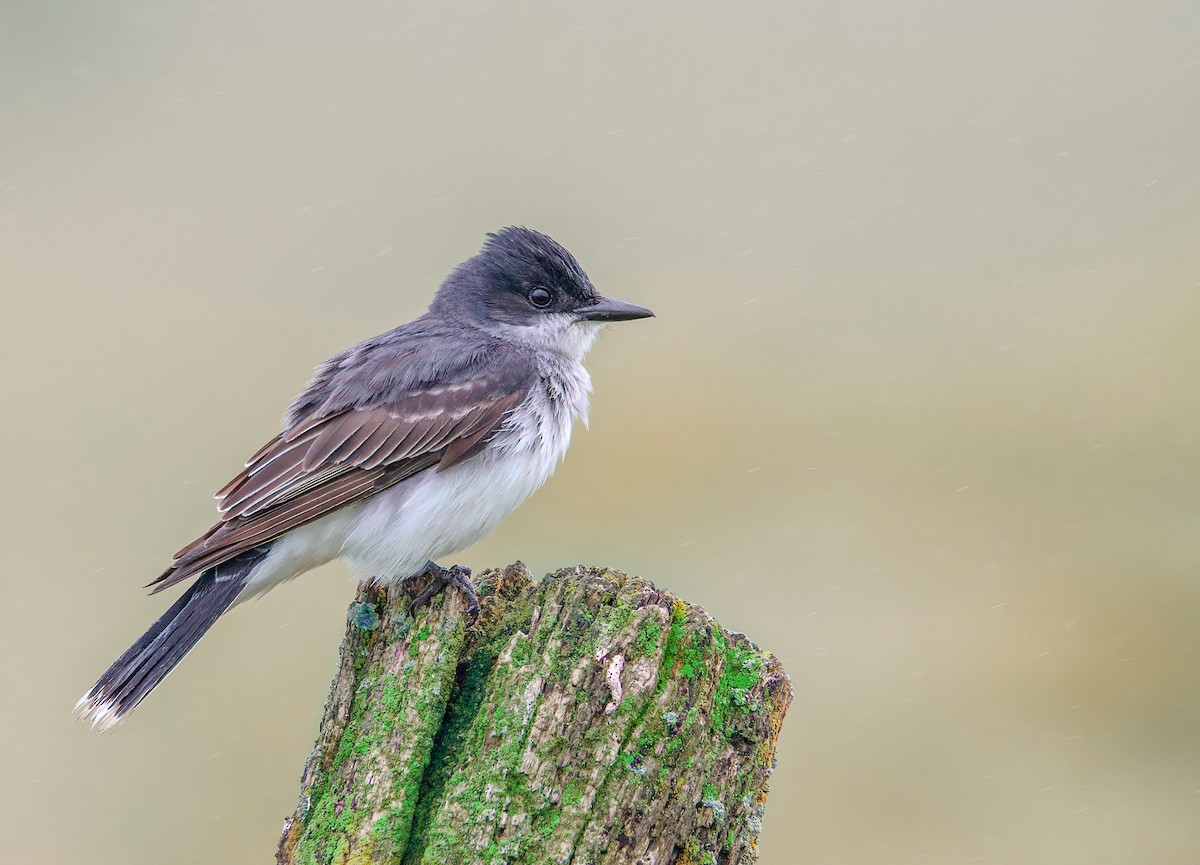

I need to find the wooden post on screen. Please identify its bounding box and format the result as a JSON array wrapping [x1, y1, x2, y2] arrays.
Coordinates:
[[277, 563, 792, 865]]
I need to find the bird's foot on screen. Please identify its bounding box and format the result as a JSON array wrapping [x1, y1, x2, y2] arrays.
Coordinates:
[[405, 561, 480, 622]]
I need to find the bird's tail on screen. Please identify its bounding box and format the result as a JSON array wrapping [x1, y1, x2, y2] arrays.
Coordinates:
[[76, 547, 269, 731]]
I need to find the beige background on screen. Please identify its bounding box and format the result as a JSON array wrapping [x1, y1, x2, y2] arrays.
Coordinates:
[[3, 2, 1199, 863]]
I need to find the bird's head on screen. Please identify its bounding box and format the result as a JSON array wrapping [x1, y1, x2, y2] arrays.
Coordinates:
[[431, 226, 653, 359]]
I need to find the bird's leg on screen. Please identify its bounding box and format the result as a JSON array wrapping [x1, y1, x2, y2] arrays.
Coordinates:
[[406, 560, 480, 622]]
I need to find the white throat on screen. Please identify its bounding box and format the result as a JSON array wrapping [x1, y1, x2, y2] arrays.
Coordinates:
[[483, 313, 605, 363]]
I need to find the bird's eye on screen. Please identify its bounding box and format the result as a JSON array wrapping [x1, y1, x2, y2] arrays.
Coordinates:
[[528, 287, 553, 308]]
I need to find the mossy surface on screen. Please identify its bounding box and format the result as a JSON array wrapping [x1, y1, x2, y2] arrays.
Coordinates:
[[278, 565, 792, 865], [280, 581, 467, 865]]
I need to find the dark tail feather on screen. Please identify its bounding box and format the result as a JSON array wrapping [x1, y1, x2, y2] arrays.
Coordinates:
[[76, 547, 269, 731]]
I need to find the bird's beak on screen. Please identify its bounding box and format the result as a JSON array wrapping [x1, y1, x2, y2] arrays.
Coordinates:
[[577, 295, 655, 322]]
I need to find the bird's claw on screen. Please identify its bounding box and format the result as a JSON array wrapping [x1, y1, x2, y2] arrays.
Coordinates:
[[406, 562, 480, 622]]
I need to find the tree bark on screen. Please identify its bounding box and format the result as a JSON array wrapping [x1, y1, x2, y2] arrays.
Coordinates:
[[277, 563, 792, 865]]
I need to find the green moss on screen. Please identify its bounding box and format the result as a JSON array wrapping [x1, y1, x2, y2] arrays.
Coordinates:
[[401, 651, 497, 864], [635, 616, 664, 656], [596, 582, 639, 639], [658, 600, 688, 679], [380, 678, 402, 714], [418, 569, 660, 863], [679, 629, 712, 681], [403, 571, 544, 864], [536, 809, 561, 838], [289, 588, 470, 865], [709, 634, 766, 740], [293, 610, 385, 863], [562, 778, 584, 808], [408, 625, 430, 657], [546, 603, 600, 682]]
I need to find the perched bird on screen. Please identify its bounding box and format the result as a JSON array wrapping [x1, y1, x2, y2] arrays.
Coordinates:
[[78, 226, 653, 731]]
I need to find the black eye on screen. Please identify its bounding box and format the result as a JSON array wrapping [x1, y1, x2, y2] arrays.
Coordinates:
[[528, 287, 553, 308]]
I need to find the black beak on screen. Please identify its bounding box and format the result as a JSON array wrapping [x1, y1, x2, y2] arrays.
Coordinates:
[[577, 295, 655, 322]]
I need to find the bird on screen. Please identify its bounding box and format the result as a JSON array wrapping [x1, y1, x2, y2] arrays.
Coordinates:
[[77, 226, 653, 731]]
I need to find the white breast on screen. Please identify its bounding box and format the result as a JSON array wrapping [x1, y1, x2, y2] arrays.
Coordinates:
[[342, 365, 587, 579]]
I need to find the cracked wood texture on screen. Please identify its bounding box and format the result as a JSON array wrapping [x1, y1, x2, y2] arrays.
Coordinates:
[[277, 563, 792, 865]]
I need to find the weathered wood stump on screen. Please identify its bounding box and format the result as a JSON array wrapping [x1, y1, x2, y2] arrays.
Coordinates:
[[277, 563, 792, 865]]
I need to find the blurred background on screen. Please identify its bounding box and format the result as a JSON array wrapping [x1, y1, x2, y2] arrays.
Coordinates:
[[2, 2, 1198, 863]]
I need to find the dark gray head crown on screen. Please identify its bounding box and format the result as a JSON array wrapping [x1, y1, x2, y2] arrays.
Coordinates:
[[430, 227, 596, 325]]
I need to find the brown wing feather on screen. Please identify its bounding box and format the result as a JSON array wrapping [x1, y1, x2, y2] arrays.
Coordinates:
[[327, 412, 390, 464], [358, 422, 417, 470], [148, 387, 525, 593], [301, 413, 368, 471], [346, 416, 404, 466]]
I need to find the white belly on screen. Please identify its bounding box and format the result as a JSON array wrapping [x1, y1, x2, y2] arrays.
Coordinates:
[[339, 438, 563, 579]]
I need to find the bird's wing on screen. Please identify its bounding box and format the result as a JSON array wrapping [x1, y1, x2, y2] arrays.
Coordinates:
[[149, 360, 534, 593]]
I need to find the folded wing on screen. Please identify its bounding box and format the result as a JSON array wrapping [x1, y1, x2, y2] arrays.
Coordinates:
[[149, 364, 531, 593]]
